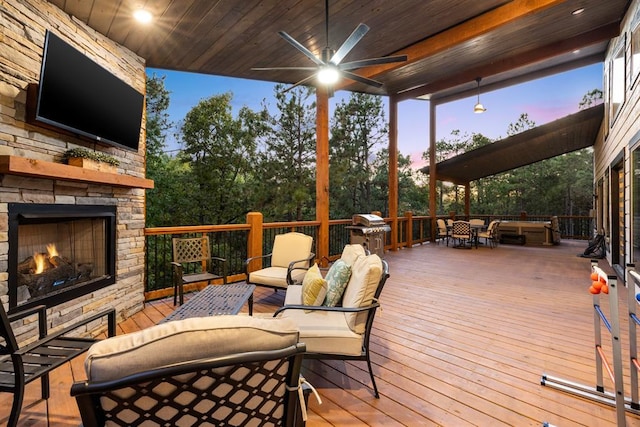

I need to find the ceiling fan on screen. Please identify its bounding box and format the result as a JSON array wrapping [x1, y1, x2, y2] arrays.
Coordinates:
[[252, 0, 407, 92]]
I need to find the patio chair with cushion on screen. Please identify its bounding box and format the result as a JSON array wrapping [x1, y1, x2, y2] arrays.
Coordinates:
[[451, 220, 473, 248], [274, 244, 389, 397], [71, 315, 309, 427], [246, 232, 315, 291], [436, 218, 450, 246], [477, 220, 500, 248], [172, 235, 227, 305]]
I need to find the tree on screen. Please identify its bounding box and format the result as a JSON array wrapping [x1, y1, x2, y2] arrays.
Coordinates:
[[179, 93, 268, 224], [254, 85, 317, 221], [371, 149, 427, 216], [145, 73, 193, 227], [329, 93, 388, 217], [579, 88, 603, 110]]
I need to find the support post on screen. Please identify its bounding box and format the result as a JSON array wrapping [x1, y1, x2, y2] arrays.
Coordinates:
[[316, 86, 330, 266]]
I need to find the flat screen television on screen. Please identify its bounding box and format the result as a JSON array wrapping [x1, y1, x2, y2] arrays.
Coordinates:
[[32, 30, 144, 152]]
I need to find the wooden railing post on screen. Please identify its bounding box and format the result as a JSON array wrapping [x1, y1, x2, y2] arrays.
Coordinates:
[[246, 212, 263, 273], [404, 211, 413, 248]]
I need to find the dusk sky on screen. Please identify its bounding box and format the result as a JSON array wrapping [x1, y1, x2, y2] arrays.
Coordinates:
[[148, 62, 602, 170]]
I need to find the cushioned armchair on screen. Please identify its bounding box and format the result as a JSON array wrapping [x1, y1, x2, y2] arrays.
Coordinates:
[[274, 245, 389, 397], [246, 232, 315, 291], [477, 219, 500, 248], [451, 220, 473, 248], [71, 315, 308, 427], [436, 218, 450, 246]]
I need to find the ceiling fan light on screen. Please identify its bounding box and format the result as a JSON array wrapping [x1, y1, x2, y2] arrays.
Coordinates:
[[317, 66, 339, 85]]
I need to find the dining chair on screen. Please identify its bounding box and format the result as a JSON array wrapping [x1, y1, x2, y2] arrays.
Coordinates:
[[436, 219, 450, 246], [477, 220, 500, 248], [451, 220, 472, 248]]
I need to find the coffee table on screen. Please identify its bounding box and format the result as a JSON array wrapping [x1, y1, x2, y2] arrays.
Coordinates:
[[161, 282, 255, 323]]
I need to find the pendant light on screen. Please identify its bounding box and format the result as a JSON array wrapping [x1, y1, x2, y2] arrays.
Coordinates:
[[473, 77, 487, 113]]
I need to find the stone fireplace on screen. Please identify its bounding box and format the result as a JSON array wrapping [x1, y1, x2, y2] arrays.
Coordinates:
[[8, 203, 117, 313], [0, 0, 153, 341]]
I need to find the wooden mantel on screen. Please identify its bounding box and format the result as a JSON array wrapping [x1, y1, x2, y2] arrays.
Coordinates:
[[0, 155, 154, 189]]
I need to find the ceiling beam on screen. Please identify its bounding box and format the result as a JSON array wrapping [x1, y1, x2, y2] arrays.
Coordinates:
[[395, 22, 620, 102], [431, 53, 604, 105], [336, 0, 569, 90]]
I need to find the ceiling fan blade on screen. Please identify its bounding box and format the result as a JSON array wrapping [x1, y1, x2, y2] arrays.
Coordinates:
[[278, 31, 325, 67], [252, 67, 318, 71], [341, 70, 383, 88], [339, 54, 408, 71], [329, 23, 369, 65], [281, 74, 318, 93]]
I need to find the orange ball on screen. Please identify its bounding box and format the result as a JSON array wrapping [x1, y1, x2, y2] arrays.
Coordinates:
[[590, 272, 599, 281], [600, 276, 607, 284], [592, 281, 603, 290], [589, 286, 600, 294], [601, 284, 609, 294]]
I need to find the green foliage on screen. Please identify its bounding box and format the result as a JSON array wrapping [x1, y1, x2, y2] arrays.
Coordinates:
[[579, 89, 603, 110], [178, 93, 267, 225], [253, 85, 317, 221], [144, 74, 596, 229], [145, 73, 180, 227], [371, 148, 427, 215], [63, 147, 119, 166], [329, 92, 389, 217]]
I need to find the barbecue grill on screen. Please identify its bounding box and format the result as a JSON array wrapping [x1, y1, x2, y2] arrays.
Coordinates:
[[346, 214, 390, 258]]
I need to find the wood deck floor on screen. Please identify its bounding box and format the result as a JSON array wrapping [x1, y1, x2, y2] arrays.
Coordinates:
[[3, 239, 640, 426]]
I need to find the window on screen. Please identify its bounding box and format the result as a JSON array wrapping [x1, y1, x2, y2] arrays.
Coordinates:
[[633, 148, 640, 263], [632, 20, 640, 85], [610, 37, 626, 124]]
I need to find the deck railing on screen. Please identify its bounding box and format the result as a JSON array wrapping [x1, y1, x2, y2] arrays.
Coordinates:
[[143, 212, 591, 299]]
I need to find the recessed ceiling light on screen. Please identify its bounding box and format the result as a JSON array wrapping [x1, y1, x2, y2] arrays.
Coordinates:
[[572, 8, 585, 15], [133, 9, 153, 24]]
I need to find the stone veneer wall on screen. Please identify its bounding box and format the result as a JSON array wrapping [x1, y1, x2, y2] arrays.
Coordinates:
[[0, 0, 148, 340]]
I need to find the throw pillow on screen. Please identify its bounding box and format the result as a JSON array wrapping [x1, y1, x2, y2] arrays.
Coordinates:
[[323, 259, 352, 307], [301, 264, 328, 306]]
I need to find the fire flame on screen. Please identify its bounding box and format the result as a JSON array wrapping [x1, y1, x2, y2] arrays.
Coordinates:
[[47, 243, 58, 257], [33, 243, 58, 274]]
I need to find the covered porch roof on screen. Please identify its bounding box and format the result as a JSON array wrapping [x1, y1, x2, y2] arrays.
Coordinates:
[[419, 103, 604, 185], [47, 1, 628, 102], [45, 0, 629, 252]]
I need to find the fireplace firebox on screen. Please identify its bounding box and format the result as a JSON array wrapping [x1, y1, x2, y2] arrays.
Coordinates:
[[8, 203, 116, 313]]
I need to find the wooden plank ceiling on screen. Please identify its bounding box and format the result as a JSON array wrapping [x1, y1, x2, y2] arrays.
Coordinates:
[[46, 0, 629, 102]]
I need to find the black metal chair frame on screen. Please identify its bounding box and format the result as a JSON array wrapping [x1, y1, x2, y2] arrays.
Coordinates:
[[172, 235, 228, 305], [71, 343, 307, 427], [245, 233, 315, 291], [478, 220, 501, 248], [436, 218, 450, 246], [0, 303, 115, 427], [452, 220, 474, 248], [273, 259, 389, 398]]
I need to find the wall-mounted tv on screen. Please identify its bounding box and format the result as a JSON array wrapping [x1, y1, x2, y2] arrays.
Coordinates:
[[31, 30, 144, 152]]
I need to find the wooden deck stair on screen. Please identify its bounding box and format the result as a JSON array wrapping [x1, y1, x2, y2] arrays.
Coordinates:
[[2, 239, 639, 426]]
